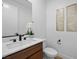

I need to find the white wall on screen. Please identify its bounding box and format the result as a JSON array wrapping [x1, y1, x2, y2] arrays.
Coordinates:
[[32, 0, 46, 38], [46, 0, 77, 59]]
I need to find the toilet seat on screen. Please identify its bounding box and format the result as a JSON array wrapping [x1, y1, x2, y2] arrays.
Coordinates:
[[44, 47, 57, 57]]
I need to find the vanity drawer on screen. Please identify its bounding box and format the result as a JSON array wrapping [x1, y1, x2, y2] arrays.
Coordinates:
[[4, 42, 43, 59]]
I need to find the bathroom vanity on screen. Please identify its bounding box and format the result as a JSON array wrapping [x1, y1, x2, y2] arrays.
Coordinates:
[[2, 38, 45, 59], [3, 43, 43, 59]]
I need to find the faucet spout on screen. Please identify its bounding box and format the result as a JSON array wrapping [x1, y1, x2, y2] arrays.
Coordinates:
[[19, 35, 22, 41]]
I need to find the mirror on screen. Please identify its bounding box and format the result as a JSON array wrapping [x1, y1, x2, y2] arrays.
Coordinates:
[[2, 0, 32, 37]]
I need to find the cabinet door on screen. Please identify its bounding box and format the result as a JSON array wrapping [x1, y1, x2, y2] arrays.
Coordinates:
[[28, 51, 43, 59]]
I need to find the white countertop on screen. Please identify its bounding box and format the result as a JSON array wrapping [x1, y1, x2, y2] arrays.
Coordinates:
[[2, 38, 45, 57]]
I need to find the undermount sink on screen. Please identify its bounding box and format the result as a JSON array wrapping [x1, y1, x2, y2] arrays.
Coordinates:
[[6, 42, 21, 49], [3, 38, 37, 49]]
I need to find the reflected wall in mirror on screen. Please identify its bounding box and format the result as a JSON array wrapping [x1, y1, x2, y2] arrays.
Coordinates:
[[2, 0, 32, 37]]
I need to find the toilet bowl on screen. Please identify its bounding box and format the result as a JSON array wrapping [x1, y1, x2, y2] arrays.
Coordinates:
[[44, 47, 58, 58]]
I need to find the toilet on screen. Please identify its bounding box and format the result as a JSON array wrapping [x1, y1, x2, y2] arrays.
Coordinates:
[[43, 47, 58, 59]]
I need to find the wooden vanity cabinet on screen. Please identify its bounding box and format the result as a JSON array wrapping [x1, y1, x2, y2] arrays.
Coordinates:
[[28, 50, 43, 59], [3, 42, 43, 59]]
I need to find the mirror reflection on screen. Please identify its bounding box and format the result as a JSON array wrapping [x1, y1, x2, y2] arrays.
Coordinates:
[[2, 0, 32, 37]]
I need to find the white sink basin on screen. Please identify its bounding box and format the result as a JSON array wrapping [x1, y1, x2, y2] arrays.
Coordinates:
[[6, 42, 21, 49], [3, 38, 37, 49], [22, 38, 37, 43]]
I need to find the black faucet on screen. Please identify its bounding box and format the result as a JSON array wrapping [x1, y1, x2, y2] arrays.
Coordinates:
[[15, 33, 26, 41], [15, 33, 22, 41], [19, 34, 25, 41], [19, 35, 22, 41]]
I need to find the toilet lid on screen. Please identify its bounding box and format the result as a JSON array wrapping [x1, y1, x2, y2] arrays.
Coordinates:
[[44, 47, 57, 55]]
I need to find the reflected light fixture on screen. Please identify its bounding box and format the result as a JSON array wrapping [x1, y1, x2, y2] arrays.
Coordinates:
[[3, 3, 10, 8], [28, 0, 32, 3]]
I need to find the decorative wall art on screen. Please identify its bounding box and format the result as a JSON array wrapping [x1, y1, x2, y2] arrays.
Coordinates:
[[66, 4, 77, 32], [56, 8, 64, 31]]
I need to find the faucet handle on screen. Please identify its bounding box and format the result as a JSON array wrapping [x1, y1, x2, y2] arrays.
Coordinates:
[[24, 37, 27, 40], [15, 33, 19, 36], [10, 39, 16, 42]]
